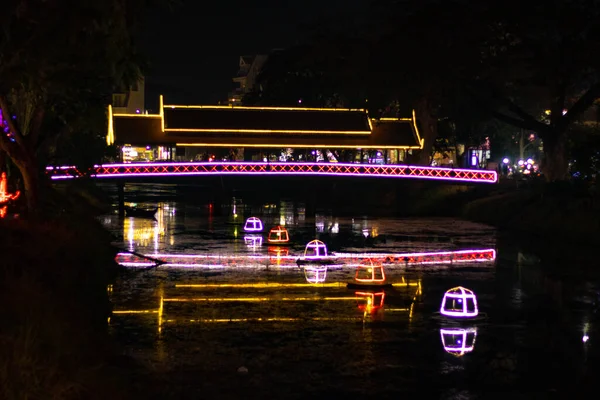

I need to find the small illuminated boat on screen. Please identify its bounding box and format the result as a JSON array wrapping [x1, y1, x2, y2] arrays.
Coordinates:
[[440, 286, 479, 318], [267, 225, 292, 246], [296, 239, 338, 267], [243, 217, 264, 232], [347, 261, 393, 290]]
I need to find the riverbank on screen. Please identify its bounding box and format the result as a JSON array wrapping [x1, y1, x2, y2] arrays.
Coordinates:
[[406, 180, 600, 246], [0, 182, 154, 399]]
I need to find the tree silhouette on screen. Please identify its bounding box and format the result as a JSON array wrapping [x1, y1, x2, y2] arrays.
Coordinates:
[[0, 0, 154, 215]]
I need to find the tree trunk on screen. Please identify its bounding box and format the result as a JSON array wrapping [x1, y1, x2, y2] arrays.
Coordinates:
[[415, 97, 438, 166], [12, 150, 41, 216], [542, 130, 569, 181]]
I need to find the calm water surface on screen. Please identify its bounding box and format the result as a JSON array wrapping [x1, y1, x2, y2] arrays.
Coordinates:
[[101, 199, 600, 399]]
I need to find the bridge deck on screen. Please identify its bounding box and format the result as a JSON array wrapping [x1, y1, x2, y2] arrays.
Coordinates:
[[46, 162, 497, 183]]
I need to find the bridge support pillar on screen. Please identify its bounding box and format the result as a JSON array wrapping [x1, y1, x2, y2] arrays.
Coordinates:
[[117, 182, 125, 217]]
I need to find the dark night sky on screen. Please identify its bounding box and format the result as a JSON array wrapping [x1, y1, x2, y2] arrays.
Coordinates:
[[138, 0, 365, 110]]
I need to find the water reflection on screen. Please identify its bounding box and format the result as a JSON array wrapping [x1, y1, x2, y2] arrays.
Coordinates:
[[111, 275, 423, 333], [440, 327, 478, 356], [304, 266, 328, 283]]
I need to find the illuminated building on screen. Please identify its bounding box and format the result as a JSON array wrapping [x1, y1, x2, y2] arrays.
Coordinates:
[[243, 217, 263, 232], [440, 286, 479, 318], [267, 225, 290, 244], [106, 95, 424, 163], [440, 328, 477, 356]]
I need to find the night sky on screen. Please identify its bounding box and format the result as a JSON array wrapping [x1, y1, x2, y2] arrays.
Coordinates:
[[138, 0, 366, 111]]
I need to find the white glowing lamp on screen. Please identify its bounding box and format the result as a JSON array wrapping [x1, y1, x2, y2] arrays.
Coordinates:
[[244, 235, 262, 248], [267, 225, 289, 243], [243, 217, 263, 232], [303, 240, 328, 259], [304, 266, 327, 283], [440, 327, 477, 356], [440, 286, 479, 318], [355, 260, 386, 283]]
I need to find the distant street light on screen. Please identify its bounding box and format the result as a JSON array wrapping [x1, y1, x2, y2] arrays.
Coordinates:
[[502, 158, 509, 164]]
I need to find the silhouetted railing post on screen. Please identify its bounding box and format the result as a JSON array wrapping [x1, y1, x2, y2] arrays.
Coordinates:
[[117, 182, 125, 217]]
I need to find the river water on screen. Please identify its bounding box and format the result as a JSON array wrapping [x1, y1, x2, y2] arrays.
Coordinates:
[[101, 198, 600, 399]]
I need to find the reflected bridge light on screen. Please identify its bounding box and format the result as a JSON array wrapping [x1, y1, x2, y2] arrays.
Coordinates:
[[304, 266, 328, 283], [440, 286, 479, 318], [304, 239, 328, 259], [243, 217, 263, 232], [440, 327, 477, 356]]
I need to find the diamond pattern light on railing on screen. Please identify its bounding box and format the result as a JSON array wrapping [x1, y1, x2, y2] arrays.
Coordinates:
[[46, 162, 498, 183]]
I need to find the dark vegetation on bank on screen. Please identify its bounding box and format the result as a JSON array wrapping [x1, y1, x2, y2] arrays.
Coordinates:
[[0, 180, 157, 399], [404, 179, 600, 246]]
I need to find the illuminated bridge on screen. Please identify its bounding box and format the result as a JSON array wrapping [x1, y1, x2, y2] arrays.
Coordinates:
[[46, 161, 497, 183], [49, 95, 497, 184]]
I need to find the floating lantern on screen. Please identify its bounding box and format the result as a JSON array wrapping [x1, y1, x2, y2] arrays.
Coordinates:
[[355, 260, 386, 283], [244, 235, 262, 248], [440, 286, 479, 318], [267, 225, 290, 244], [356, 291, 385, 313], [440, 327, 477, 356], [243, 217, 263, 232], [303, 239, 328, 259], [304, 266, 328, 283]]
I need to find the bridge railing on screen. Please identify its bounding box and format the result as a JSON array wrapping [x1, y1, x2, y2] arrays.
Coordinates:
[[45, 161, 498, 183]]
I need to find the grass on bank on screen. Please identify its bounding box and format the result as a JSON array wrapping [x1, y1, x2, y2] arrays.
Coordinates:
[[0, 181, 154, 399]]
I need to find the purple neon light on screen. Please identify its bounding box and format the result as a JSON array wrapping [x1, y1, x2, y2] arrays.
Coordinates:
[[243, 217, 263, 232], [440, 328, 477, 356], [46, 161, 498, 183], [440, 286, 479, 318], [115, 248, 496, 268], [304, 266, 328, 283]]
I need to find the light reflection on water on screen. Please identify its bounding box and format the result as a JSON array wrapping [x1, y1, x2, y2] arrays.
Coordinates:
[[102, 199, 599, 397]]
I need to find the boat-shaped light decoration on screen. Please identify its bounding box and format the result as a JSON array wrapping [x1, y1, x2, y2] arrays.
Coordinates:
[[243, 217, 263, 232], [440, 286, 479, 318], [356, 291, 385, 313], [304, 266, 328, 283], [440, 327, 477, 356], [267, 225, 290, 244], [244, 235, 263, 248], [303, 239, 328, 259], [355, 260, 386, 283]]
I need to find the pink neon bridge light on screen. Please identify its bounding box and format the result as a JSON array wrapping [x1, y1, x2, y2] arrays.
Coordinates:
[[46, 162, 498, 183], [115, 248, 496, 268]]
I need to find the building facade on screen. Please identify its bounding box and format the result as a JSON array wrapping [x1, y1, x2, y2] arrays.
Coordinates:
[[112, 77, 145, 115], [229, 55, 268, 105], [107, 95, 424, 164]]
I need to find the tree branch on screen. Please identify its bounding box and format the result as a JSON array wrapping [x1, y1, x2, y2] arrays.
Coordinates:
[[558, 82, 600, 131], [466, 86, 550, 133], [0, 95, 27, 150], [28, 105, 45, 149]]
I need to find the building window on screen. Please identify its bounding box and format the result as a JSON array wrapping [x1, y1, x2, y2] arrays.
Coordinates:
[[112, 94, 127, 107]]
